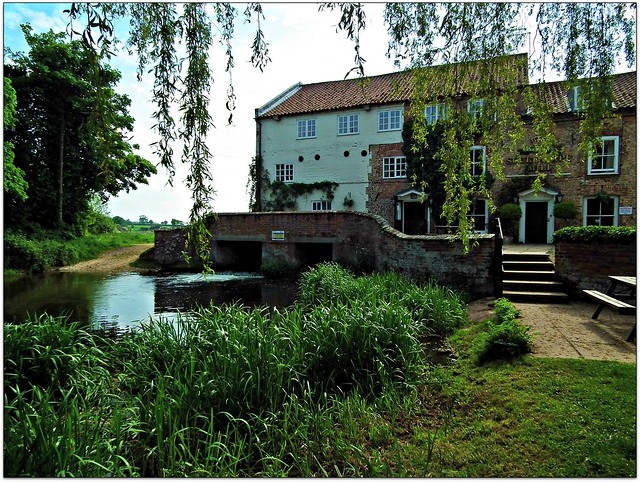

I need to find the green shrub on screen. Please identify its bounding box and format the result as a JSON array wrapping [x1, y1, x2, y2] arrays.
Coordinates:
[[553, 226, 636, 244], [553, 201, 578, 220], [493, 297, 521, 324], [498, 203, 522, 221], [472, 319, 532, 365]]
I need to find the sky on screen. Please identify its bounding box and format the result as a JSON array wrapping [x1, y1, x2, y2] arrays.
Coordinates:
[[3, 2, 399, 223]]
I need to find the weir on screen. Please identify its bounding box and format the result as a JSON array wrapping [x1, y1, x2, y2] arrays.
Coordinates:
[[154, 211, 497, 298]]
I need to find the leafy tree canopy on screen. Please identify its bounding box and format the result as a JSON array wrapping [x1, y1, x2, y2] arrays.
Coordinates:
[[3, 77, 29, 201], [63, 2, 635, 253], [4, 25, 156, 234]]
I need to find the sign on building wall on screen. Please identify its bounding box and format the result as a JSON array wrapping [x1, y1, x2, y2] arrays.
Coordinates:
[[272, 230, 285, 241], [619, 206, 633, 215]]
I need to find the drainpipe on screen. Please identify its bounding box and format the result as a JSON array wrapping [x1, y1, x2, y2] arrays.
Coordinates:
[[254, 109, 263, 212]]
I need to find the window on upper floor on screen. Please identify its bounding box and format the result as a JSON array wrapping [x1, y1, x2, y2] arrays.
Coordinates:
[[338, 114, 359, 135], [275, 163, 294, 182], [382, 156, 407, 179], [470, 146, 487, 177], [378, 109, 402, 132], [467, 98, 485, 119], [584, 195, 618, 226], [312, 200, 332, 211], [588, 136, 619, 175], [297, 119, 316, 139], [567, 85, 586, 112], [425, 103, 448, 125]]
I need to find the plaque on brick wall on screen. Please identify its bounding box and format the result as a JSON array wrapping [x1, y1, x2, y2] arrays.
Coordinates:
[[619, 206, 633, 215], [272, 230, 285, 241]]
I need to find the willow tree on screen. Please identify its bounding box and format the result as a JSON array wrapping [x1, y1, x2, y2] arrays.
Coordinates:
[[65, 2, 635, 257]]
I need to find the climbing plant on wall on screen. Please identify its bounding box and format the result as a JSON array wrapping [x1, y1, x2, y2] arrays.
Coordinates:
[[258, 169, 339, 211]]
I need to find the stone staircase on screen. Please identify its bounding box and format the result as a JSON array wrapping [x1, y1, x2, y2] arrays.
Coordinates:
[[501, 250, 569, 303]]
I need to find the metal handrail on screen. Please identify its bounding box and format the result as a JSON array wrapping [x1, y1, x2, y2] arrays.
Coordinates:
[[494, 218, 504, 296]]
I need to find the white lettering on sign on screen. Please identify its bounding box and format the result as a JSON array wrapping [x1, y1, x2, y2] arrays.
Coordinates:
[[619, 206, 633, 215], [272, 230, 285, 241]]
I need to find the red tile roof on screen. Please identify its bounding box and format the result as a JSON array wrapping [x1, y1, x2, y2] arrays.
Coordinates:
[[256, 53, 636, 119], [532, 71, 636, 113]]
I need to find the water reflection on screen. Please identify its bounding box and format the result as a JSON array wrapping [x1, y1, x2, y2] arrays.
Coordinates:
[[4, 271, 299, 331]]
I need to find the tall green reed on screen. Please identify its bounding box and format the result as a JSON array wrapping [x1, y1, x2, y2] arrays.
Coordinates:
[[4, 263, 466, 476]]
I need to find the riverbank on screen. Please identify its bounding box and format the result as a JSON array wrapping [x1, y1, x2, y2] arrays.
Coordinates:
[[55, 243, 156, 275]]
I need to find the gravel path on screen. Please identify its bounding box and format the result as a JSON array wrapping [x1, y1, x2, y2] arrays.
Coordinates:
[[56, 244, 154, 275], [467, 297, 636, 363]]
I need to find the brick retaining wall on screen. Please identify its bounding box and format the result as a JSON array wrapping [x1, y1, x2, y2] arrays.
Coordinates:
[[554, 241, 637, 294]]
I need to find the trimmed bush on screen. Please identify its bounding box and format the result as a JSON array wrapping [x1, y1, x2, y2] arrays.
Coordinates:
[[498, 203, 522, 221], [553, 201, 578, 220], [553, 226, 636, 244]]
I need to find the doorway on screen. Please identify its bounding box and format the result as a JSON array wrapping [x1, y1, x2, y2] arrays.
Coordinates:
[[524, 201, 549, 244], [403, 202, 427, 235]]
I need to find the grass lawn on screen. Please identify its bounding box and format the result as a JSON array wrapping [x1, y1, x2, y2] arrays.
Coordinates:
[[359, 347, 636, 477]]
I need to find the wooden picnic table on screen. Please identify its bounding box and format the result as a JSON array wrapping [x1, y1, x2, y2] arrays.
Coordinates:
[[583, 275, 636, 342]]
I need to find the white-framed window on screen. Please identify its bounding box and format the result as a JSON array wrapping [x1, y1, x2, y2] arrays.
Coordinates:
[[312, 200, 332, 211], [468, 198, 489, 233], [297, 119, 316, 139], [378, 109, 402, 132], [584, 196, 618, 226], [467, 98, 485, 119], [588, 136, 619, 175], [338, 114, 359, 135], [567, 85, 586, 112], [425, 103, 448, 125], [275, 163, 294, 182], [382, 156, 407, 179], [470, 146, 486, 177]]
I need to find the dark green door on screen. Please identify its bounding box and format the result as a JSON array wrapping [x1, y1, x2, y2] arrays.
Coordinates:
[[524, 201, 548, 243]]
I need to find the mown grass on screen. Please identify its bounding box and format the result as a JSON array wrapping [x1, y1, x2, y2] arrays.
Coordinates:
[[3, 231, 154, 273], [3, 263, 636, 477]]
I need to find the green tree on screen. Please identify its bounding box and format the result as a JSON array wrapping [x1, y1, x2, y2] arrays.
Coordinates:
[[3, 77, 28, 201], [4, 25, 156, 233], [64, 3, 635, 252]]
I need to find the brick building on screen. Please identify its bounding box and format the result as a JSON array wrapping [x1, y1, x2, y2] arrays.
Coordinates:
[[254, 55, 636, 244]]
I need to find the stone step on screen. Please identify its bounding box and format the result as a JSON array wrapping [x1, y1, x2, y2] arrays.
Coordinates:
[[503, 260, 555, 271], [502, 269, 558, 281], [502, 290, 570, 303], [501, 251, 568, 303], [503, 279, 565, 291]]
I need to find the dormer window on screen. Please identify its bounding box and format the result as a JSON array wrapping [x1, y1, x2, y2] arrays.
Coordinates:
[[567, 85, 586, 112]]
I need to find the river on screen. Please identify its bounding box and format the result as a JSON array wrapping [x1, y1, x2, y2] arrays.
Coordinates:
[[4, 271, 299, 331]]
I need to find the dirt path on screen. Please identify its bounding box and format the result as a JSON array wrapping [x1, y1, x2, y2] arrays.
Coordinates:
[[56, 244, 154, 275], [467, 297, 636, 364]]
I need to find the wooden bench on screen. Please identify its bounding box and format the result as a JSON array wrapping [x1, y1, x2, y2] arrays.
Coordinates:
[[583, 289, 636, 318]]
